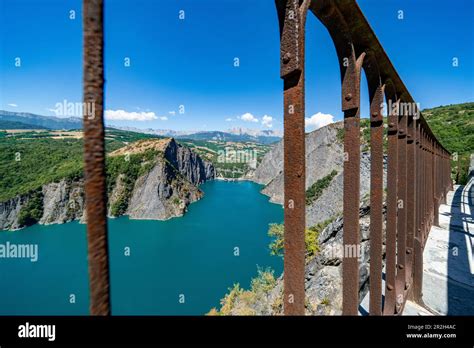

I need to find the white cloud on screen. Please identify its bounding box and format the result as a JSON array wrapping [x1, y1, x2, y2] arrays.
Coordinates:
[[159, 116, 168, 121], [105, 109, 158, 121], [8, 103, 17, 107], [225, 118, 233, 122], [305, 112, 334, 130], [261, 115, 273, 128], [239, 112, 259, 123]]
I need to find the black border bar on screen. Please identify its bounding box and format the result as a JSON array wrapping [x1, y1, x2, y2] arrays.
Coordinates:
[[0, 316, 472, 346]]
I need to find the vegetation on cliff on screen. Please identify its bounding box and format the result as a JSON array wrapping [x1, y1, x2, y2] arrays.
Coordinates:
[[207, 267, 279, 316], [335, 102, 474, 184], [423, 102, 474, 184], [305, 170, 338, 205], [268, 222, 328, 259], [106, 149, 159, 216], [0, 128, 170, 202], [17, 190, 44, 227], [0, 138, 84, 202]]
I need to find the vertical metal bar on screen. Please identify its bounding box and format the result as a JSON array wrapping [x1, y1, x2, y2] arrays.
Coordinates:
[[450, 152, 454, 191], [283, 79, 306, 315], [441, 151, 444, 201], [416, 123, 421, 243], [426, 136, 430, 234], [383, 98, 399, 315], [441, 146, 444, 202], [440, 145, 445, 204], [442, 148, 446, 200], [412, 124, 423, 303], [438, 145, 441, 199], [342, 52, 364, 316], [405, 114, 415, 293], [83, 0, 111, 315], [421, 132, 425, 244], [369, 84, 384, 316], [424, 133, 429, 242], [277, 0, 307, 315], [430, 139, 434, 224], [433, 142, 440, 227], [395, 105, 407, 313], [443, 150, 451, 198]]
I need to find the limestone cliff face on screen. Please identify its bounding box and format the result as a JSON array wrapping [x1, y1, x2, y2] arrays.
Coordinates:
[[125, 156, 203, 220], [0, 196, 28, 230], [40, 179, 85, 225], [0, 179, 85, 230], [247, 122, 385, 226], [249, 123, 344, 189], [0, 138, 215, 230], [164, 138, 216, 185]]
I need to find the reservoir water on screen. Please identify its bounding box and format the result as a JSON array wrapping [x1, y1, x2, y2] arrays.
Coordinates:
[[0, 180, 283, 315]]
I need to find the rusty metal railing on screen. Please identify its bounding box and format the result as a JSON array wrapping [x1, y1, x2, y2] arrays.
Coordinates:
[[83, 0, 111, 315], [276, 0, 452, 315], [81, 0, 452, 316]]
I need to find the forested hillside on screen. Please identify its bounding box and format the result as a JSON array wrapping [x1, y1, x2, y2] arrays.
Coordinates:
[[424, 102, 474, 184]]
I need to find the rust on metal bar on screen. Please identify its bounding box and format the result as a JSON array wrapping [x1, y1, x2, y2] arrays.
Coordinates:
[[427, 137, 433, 234], [364, 53, 384, 315], [425, 134, 429, 242], [308, 0, 366, 315], [340, 52, 364, 316], [405, 112, 416, 295], [424, 135, 428, 245], [277, 0, 305, 79], [383, 91, 399, 315], [412, 123, 423, 303], [83, 0, 111, 316], [395, 102, 408, 313], [276, 0, 309, 315], [274, 0, 452, 316], [433, 142, 440, 227]]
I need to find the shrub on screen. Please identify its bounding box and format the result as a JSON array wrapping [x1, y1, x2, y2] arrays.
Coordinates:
[[305, 170, 338, 205], [106, 149, 158, 216], [268, 219, 332, 259], [18, 191, 44, 227], [210, 268, 277, 316]]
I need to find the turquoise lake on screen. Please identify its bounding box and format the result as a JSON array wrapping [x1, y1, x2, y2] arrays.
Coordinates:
[[0, 180, 283, 315]]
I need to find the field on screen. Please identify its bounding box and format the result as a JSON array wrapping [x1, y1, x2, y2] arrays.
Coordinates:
[[0, 128, 274, 201]]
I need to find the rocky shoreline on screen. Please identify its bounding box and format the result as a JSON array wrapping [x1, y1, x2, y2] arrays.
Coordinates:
[[0, 138, 215, 231]]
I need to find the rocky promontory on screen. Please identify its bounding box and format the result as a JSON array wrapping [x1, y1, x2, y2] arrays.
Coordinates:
[[0, 138, 215, 230]]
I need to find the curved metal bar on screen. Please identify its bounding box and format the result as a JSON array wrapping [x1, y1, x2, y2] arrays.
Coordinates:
[[362, 51, 384, 315], [405, 101, 417, 304], [310, 0, 365, 316], [276, 0, 310, 316], [395, 94, 408, 314], [274, 0, 453, 317], [383, 79, 399, 314]]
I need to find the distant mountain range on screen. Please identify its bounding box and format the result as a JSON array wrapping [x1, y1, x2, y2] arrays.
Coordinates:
[[0, 110, 82, 130], [176, 131, 281, 145], [0, 110, 281, 144]]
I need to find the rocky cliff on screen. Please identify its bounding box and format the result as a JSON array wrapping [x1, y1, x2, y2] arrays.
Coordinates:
[[246, 122, 384, 226], [0, 138, 215, 230]]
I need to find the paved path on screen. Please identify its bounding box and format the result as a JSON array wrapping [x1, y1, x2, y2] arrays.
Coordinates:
[[360, 174, 474, 315], [419, 176, 474, 315]]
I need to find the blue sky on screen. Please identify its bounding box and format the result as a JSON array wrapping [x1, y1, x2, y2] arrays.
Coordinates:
[[0, 0, 473, 132]]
